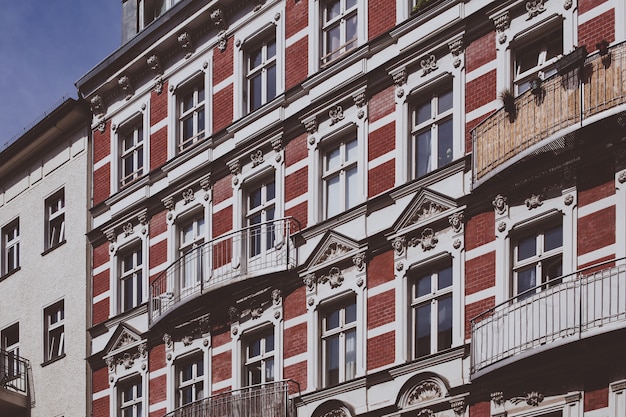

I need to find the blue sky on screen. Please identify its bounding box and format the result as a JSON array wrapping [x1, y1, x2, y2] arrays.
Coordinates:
[[0, 1, 122, 145]]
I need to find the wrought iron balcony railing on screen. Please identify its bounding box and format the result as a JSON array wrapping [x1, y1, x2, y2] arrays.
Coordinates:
[[1, 350, 29, 396], [470, 260, 626, 375], [164, 380, 298, 417], [149, 217, 299, 325], [472, 41, 626, 184]]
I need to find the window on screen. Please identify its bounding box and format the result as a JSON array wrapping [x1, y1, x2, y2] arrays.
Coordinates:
[[2, 220, 19, 275], [247, 179, 276, 257], [514, 28, 563, 95], [119, 377, 143, 417], [512, 222, 563, 300], [322, 138, 358, 219], [44, 301, 65, 362], [244, 330, 275, 386], [138, 0, 180, 30], [246, 34, 277, 113], [321, 0, 358, 65], [178, 214, 205, 291], [120, 245, 143, 312], [1, 324, 19, 378], [45, 190, 65, 250], [119, 120, 144, 187], [410, 86, 453, 179], [178, 80, 206, 152], [177, 354, 204, 406], [410, 264, 453, 358], [321, 298, 357, 387]]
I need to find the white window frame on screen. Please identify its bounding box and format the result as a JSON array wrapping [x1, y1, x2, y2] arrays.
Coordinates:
[[320, 0, 359, 66], [119, 244, 144, 313], [409, 262, 453, 359], [511, 220, 563, 300], [2, 219, 19, 275], [119, 118, 145, 188], [320, 296, 357, 388], [118, 376, 144, 417], [1, 323, 20, 378], [177, 78, 206, 153], [177, 213, 206, 292], [45, 189, 65, 250], [322, 136, 359, 219], [44, 300, 65, 362], [246, 178, 276, 259], [245, 31, 278, 114], [176, 353, 205, 407], [243, 328, 275, 386], [409, 84, 454, 179], [138, 0, 181, 30]]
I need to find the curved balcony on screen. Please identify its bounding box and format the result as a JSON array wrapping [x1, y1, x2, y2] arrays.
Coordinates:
[[0, 350, 29, 414], [163, 380, 298, 417], [472, 41, 626, 185], [470, 260, 626, 377], [149, 217, 299, 326]]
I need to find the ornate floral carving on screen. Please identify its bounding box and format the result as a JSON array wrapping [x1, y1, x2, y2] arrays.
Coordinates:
[[90, 95, 105, 117], [353, 91, 366, 108], [619, 171, 626, 184], [217, 32, 228, 52], [417, 410, 434, 417], [323, 409, 347, 417], [154, 75, 164, 95], [329, 106, 344, 125], [303, 274, 316, 291], [407, 200, 447, 225], [407, 380, 442, 404], [123, 222, 134, 237], [352, 252, 365, 271], [526, 0, 546, 19], [119, 352, 135, 369], [410, 228, 438, 251], [564, 0, 572, 9], [272, 289, 281, 305], [163, 196, 174, 211], [421, 54, 438, 76], [163, 333, 172, 348], [392, 236, 406, 255], [182, 188, 195, 204], [491, 391, 504, 406], [493, 12, 510, 44], [492, 194, 507, 215], [318, 241, 351, 264], [319, 266, 344, 288], [147, 54, 161, 74], [105, 356, 116, 372], [510, 391, 544, 406], [564, 194, 574, 205], [304, 117, 318, 135], [449, 213, 464, 232], [211, 8, 225, 28], [498, 222, 506, 232], [250, 149, 264, 167], [181, 335, 193, 346], [525, 194, 543, 209], [449, 38, 464, 68], [228, 306, 239, 321], [118, 75, 133, 99], [178, 31, 194, 58], [250, 300, 263, 319], [453, 239, 461, 249], [200, 176, 211, 201], [450, 399, 465, 415], [392, 68, 407, 97]]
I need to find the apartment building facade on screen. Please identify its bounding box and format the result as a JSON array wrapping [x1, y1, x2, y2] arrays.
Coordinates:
[[0, 98, 91, 417], [76, 0, 626, 416]]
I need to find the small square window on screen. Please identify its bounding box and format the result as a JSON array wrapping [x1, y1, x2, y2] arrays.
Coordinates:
[[321, 297, 357, 387], [2, 220, 20, 275], [119, 245, 143, 313], [322, 137, 359, 219], [244, 329, 275, 386], [119, 120, 145, 188], [514, 27, 563, 95], [321, 0, 359, 65], [119, 377, 143, 417], [176, 354, 204, 406], [246, 33, 277, 113], [45, 189, 65, 250], [178, 80, 206, 152], [44, 301, 65, 362]]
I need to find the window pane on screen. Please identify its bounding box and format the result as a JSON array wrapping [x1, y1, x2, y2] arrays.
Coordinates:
[[438, 267, 452, 289], [416, 274, 431, 298], [266, 181, 276, 201], [345, 166, 358, 209], [326, 147, 341, 171], [250, 74, 262, 111], [438, 90, 453, 113], [437, 295, 453, 351], [345, 329, 356, 380], [345, 302, 356, 323], [544, 225, 562, 251], [266, 333, 274, 351], [326, 309, 340, 330], [517, 235, 536, 261], [326, 25, 341, 57], [266, 358, 275, 382], [325, 0, 341, 21], [267, 40, 276, 58], [250, 48, 262, 69], [326, 175, 341, 218], [250, 338, 261, 357], [346, 14, 358, 44], [249, 188, 262, 210], [325, 334, 340, 386], [416, 130, 432, 177], [267, 64, 277, 101], [415, 304, 431, 357], [517, 267, 536, 297], [437, 119, 453, 168], [182, 116, 194, 141], [417, 101, 431, 125], [346, 139, 358, 161]]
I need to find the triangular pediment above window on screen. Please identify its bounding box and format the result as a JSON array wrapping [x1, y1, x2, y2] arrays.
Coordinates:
[[392, 188, 459, 235], [302, 230, 362, 274], [104, 323, 144, 355]]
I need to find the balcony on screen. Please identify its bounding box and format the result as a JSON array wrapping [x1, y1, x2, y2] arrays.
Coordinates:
[[472, 41, 626, 184], [164, 380, 298, 417], [149, 217, 299, 325], [0, 350, 30, 414], [470, 261, 626, 377]]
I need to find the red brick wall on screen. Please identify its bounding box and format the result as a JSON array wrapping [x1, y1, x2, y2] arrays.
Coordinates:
[[368, 250, 394, 287], [213, 85, 234, 132], [284, 322, 307, 357], [579, 0, 609, 15], [368, 160, 395, 197], [368, 290, 395, 329], [150, 210, 168, 238], [93, 299, 109, 326], [93, 397, 109, 417], [213, 175, 233, 205], [368, 0, 396, 40], [284, 286, 306, 320], [368, 123, 394, 161], [93, 123, 111, 164], [465, 297, 495, 339], [93, 164, 111, 206], [466, 32, 496, 73], [285, 167, 308, 201], [285, 133, 308, 167], [465, 211, 495, 250], [284, 361, 307, 392], [214, 40, 233, 85], [367, 332, 395, 370], [465, 70, 496, 113], [149, 344, 166, 372], [213, 206, 233, 236], [578, 181, 614, 207], [465, 117, 481, 154], [150, 85, 168, 123], [465, 252, 496, 295], [93, 270, 110, 297], [149, 374, 167, 404], [579, 10, 615, 52], [286, 38, 309, 91], [92, 367, 109, 393], [584, 387, 608, 411], [93, 242, 110, 269], [286, 201, 307, 228], [369, 86, 395, 123], [149, 239, 167, 270], [150, 127, 168, 169], [469, 401, 490, 417], [578, 207, 615, 255], [212, 351, 232, 384]]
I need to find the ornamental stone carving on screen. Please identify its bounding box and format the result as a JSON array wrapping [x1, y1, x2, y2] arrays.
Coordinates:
[[449, 212, 464, 232], [450, 399, 465, 415], [118, 75, 133, 99], [417, 410, 433, 417], [493, 12, 510, 44], [90, 95, 105, 117], [564, 194, 574, 205], [510, 391, 544, 406], [492, 194, 507, 215], [319, 266, 344, 288], [228, 306, 239, 321], [250, 149, 264, 167], [392, 68, 407, 97], [147, 54, 161, 74], [525, 194, 543, 209], [303, 274, 316, 291], [182, 188, 195, 204], [352, 252, 365, 271], [498, 222, 506, 232], [407, 380, 442, 404], [564, 0, 572, 9], [619, 171, 626, 184], [329, 106, 344, 125], [448, 38, 464, 68], [250, 301, 263, 319], [303, 117, 318, 136], [526, 0, 546, 19], [323, 409, 347, 417], [318, 241, 351, 264], [178, 31, 194, 58], [272, 289, 282, 305], [217, 32, 228, 52], [105, 356, 116, 372], [123, 222, 134, 237], [491, 391, 504, 406], [421, 54, 438, 76], [410, 228, 438, 251], [392, 236, 406, 255], [181, 335, 193, 346]]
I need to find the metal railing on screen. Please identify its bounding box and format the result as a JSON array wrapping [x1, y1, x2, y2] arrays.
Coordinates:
[[164, 380, 298, 417], [472, 41, 626, 183], [149, 217, 299, 324], [470, 260, 626, 374], [0, 350, 29, 396]]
